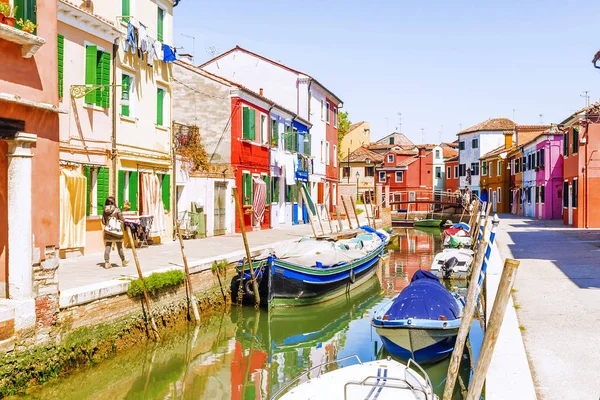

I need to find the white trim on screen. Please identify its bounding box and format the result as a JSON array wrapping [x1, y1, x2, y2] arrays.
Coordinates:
[[0, 93, 66, 113], [58, 1, 121, 43], [395, 171, 404, 183], [83, 103, 105, 112], [387, 154, 394, 163]]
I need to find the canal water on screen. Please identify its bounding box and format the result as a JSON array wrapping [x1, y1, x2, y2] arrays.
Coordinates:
[[20, 228, 482, 400]]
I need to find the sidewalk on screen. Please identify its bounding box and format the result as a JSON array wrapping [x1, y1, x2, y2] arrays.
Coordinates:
[[495, 214, 600, 400]]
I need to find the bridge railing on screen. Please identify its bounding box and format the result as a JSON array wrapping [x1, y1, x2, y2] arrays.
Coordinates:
[[386, 189, 463, 212]]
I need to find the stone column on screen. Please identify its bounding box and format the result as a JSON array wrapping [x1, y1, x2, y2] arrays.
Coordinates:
[[384, 184, 390, 208], [6, 133, 37, 300]]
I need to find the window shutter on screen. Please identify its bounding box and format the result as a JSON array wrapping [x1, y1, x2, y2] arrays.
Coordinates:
[[242, 173, 252, 206], [15, 0, 36, 33], [272, 177, 279, 203], [263, 175, 270, 203], [161, 174, 171, 210], [157, 7, 164, 42], [271, 119, 278, 146], [563, 133, 569, 156], [121, 74, 130, 116], [58, 34, 64, 98], [129, 171, 138, 211], [304, 133, 311, 156], [573, 180, 578, 208], [95, 52, 111, 108], [118, 170, 125, 209], [242, 107, 249, 139], [122, 0, 130, 18], [573, 128, 579, 154], [249, 109, 256, 140], [156, 88, 164, 126], [96, 167, 109, 216], [83, 165, 91, 216], [85, 45, 97, 104], [563, 181, 568, 207]]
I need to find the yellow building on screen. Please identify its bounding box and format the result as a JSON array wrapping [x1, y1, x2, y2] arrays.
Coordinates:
[[340, 121, 370, 159]]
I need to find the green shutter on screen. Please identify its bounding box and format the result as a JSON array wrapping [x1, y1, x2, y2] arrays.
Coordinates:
[[304, 133, 311, 156], [121, 74, 130, 116], [117, 170, 125, 209], [95, 51, 110, 108], [84, 45, 97, 104], [242, 107, 250, 139], [156, 88, 164, 126], [242, 173, 252, 206], [161, 174, 171, 211], [57, 34, 64, 98], [249, 109, 256, 140], [129, 171, 138, 211], [15, 0, 36, 33], [96, 167, 109, 216], [271, 119, 279, 147], [263, 175, 270, 203], [83, 166, 91, 216], [157, 7, 164, 43], [122, 0, 130, 18], [272, 177, 279, 203]]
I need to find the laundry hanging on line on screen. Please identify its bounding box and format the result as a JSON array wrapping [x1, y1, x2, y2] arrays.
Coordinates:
[[122, 21, 176, 65]]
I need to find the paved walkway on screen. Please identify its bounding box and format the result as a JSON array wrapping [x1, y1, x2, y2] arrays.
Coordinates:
[[58, 220, 350, 291], [495, 214, 600, 400]]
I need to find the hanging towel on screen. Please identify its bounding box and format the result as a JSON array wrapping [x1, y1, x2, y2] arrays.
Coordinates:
[[138, 22, 148, 61], [59, 168, 87, 249], [285, 153, 295, 185], [252, 177, 267, 223], [154, 40, 163, 62], [163, 43, 177, 62]]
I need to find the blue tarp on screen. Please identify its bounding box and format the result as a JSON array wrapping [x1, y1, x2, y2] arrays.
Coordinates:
[[360, 225, 387, 241], [384, 270, 461, 320]]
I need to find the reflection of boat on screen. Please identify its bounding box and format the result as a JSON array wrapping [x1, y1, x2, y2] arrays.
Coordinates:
[[392, 218, 415, 227], [413, 219, 442, 228], [274, 355, 436, 400], [372, 271, 464, 364], [430, 249, 474, 280], [233, 226, 388, 308], [413, 226, 442, 235]]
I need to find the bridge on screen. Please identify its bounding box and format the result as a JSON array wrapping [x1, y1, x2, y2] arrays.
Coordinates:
[[385, 189, 465, 212]]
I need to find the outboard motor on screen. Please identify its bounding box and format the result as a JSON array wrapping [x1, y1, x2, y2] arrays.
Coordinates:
[[441, 256, 459, 279]]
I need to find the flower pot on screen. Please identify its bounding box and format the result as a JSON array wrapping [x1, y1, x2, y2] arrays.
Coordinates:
[[4, 16, 15, 27], [23, 27, 33, 34], [0, 12, 5, 24]]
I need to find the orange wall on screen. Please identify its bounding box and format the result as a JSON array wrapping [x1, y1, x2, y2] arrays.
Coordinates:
[[445, 160, 458, 192]]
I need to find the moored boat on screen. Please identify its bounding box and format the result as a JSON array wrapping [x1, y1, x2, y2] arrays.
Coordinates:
[[413, 219, 442, 228], [430, 248, 474, 279], [372, 271, 464, 364]]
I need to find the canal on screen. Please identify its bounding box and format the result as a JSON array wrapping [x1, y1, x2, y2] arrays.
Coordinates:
[[18, 228, 482, 400]]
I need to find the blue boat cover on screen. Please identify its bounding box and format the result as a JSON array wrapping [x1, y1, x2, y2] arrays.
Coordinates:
[[385, 270, 461, 320], [360, 225, 387, 241], [452, 222, 470, 231]]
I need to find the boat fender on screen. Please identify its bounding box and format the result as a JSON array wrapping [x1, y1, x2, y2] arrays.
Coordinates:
[[349, 269, 356, 284], [245, 280, 255, 296]]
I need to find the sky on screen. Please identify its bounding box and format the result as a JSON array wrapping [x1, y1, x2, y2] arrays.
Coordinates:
[[173, 0, 600, 144]]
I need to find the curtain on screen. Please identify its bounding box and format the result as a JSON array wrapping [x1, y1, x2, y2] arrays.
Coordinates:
[[140, 173, 165, 236], [60, 168, 86, 249]]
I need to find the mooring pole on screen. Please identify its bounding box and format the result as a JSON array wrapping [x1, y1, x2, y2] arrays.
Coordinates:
[[324, 203, 334, 234], [442, 240, 488, 400], [314, 203, 326, 236], [300, 189, 318, 238], [341, 196, 353, 230], [176, 221, 201, 324], [335, 205, 343, 232], [232, 187, 260, 307], [466, 258, 520, 400], [350, 196, 362, 228], [126, 226, 159, 340]]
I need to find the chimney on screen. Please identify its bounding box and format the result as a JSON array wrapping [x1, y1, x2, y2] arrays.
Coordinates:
[[178, 53, 194, 63], [418, 147, 426, 157], [259, 88, 264, 96], [504, 131, 514, 148]]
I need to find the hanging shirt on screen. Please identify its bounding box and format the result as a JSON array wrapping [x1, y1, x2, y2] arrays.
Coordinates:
[[124, 22, 136, 54], [163, 43, 177, 62]]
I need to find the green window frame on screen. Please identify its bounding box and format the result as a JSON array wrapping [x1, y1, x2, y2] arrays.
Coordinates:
[[84, 45, 97, 104], [122, 0, 130, 20], [58, 34, 64, 98], [157, 7, 164, 43], [242, 106, 256, 140], [84, 45, 110, 108], [156, 88, 164, 126], [121, 74, 130, 117], [118, 170, 139, 211], [242, 173, 252, 206], [572, 127, 579, 154], [161, 174, 171, 211], [15, 0, 36, 34], [271, 118, 279, 147], [96, 167, 109, 216], [262, 175, 270, 203], [272, 177, 280, 203]]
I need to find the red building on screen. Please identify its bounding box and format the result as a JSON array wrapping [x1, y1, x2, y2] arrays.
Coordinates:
[[560, 103, 600, 228], [445, 156, 459, 193], [324, 98, 339, 214]]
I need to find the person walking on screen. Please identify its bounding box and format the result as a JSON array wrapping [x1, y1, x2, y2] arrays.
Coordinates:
[[102, 196, 129, 269]]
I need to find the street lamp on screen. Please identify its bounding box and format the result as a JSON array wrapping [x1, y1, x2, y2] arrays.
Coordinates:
[[356, 171, 360, 202]]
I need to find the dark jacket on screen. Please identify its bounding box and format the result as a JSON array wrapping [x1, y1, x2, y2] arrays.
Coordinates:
[[102, 205, 124, 241]]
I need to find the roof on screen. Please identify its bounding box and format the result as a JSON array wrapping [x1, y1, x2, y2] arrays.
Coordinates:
[[174, 60, 312, 127], [376, 132, 414, 146], [560, 101, 600, 125], [446, 156, 459, 163], [397, 157, 419, 167], [345, 121, 366, 134], [458, 118, 516, 135], [481, 144, 510, 159], [341, 146, 383, 163], [59, 0, 117, 27], [442, 141, 459, 148], [443, 147, 458, 158], [199, 45, 343, 105], [515, 125, 550, 146]]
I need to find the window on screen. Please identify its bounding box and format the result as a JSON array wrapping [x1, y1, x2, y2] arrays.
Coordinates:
[[242, 106, 256, 140], [333, 145, 337, 167], [333, 107, 338, 127], [395, 171, 404, 182], [454, 166, 458, 178], [489, 189, 492, 203], [242, 172, 252, 206], [563, 132, 569, 156], [472, 138, 479, 149], [540, 185, 545, 204], [573, 179, 578, 208], [447, 166, 451, 178], [343, 167, 350, 178], [459, 141, 465, 150], [320, 100, 324, 121], [326, 102, 330, 124], [117, 170, 139, 211], [435, 167, 441, 179], [325, 141, 330, 165], [304, 133, 311, 156], [15, 0, 37, 34], [572, 127, 579, 154], [332, 184, 337, 205], [363, 129, 368, 136], [389, 137, 394, 145], [121, 73, 135, 117], [527, 187, 532, 203], [365, 166, 374, 177], [159, 174, 171, 211], [320, 140, 324, 161], [435, 150, 440, 159], [387, 154, 394, 163], [409, 191, 416, 201], [563, 181, 568, 207], [262, 175, 270, 204], [271, 118, 279, 146], [488, 162, 493, 177], [156, 88, 165, 126], [470, 163, 479, 176], [260, 115, 266, 144], [497, 188, 501, 203], [84, 45, 110, 108], [272, 177, 280, 203], [58, 34, 64, 97], [157, 6, 164, 43], [83, 166, 109, 216], [459, 164, 466, 177], [285, 183, 297, 203], [482, 161, 487, 176], [497, 160, 501, 176], [539, 148, 545, 169], [379, 171, 386, 182]]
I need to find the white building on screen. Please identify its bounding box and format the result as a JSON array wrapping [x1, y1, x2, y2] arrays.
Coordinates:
[[432, 145, 445, 191], [457, 118, 516, 197]]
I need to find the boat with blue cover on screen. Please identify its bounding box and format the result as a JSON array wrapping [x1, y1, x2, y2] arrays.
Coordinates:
[[372, 270, 464, 364], [232, 226, 389, 308]]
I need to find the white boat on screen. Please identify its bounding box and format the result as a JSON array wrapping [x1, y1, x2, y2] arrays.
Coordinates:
[[274, 355, 437, 400], [443, 234, 472, 248], [430, 249, 474, 280]]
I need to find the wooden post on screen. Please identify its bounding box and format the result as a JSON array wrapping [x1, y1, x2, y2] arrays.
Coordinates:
[[363, 194, 372, 228], [176, 221, 201, 324], [126, 226, 160, 340], [442, 240, 488, 400], [341, 197, 354, 230], [300, 188, 318, 238], [314, 203, 326, 236], [232, 187, 260, 307], [335, 206, 343, 232], [370, 191, 377, 229], [350, 196, 362, 228], [466, 259, 521, 400], [324, 204, 334, 234]]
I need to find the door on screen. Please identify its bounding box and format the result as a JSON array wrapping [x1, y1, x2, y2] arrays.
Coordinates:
[[213, 182, 227, 235], [568, 184, 573, 225], [492, 191, 497, 213]]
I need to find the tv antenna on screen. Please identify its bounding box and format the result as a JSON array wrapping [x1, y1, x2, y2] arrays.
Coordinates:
[[421, 128, 426, 144], [581, 90, 590, 108], [180, 33, 195, 62], [539, 113, 544, 124], [397, 112, 402, 133], [207, 45, 220, 67]]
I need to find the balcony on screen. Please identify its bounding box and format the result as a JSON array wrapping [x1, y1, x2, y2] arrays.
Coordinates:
[[0, 23, 45, 58]]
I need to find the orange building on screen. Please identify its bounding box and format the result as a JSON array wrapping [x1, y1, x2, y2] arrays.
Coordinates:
[[1, 0, 61, 305], [444, 156, 459, 193], [560, 103, 600, 228], [479, 132, 513, 213]]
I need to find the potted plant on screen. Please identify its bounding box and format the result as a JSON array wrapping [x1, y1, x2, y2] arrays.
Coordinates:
[[0, 3, 8, 24], [16, 18, 37, 33], [2, 5, 16, 27]]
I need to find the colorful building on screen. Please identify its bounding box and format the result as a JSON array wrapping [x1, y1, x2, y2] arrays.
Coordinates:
[[339, 121, 370, 159], [479, 132, 513, 213], [444, 156, 459, 193], [560, 103, 600, 228], [340, 145, 383, 202]]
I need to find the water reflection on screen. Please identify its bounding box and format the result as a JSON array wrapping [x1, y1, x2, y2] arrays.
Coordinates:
[[21, 228, 474, 400]]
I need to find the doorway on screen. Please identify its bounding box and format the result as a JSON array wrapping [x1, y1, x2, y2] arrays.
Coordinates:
[[214, 181, 227, 235], [568, 184, 573, 225]]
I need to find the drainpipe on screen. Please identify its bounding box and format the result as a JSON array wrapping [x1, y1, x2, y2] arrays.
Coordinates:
[[111, 39, 118, 197]]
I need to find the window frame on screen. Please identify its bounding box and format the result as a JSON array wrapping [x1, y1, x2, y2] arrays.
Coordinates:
[[326, 102, 330, 124], [320, 100, 324, 121], [454, 166, 458, 178], [157, 5, 165, 43], [333, 145, 337, 167], [497, 160, 501, 176], [472, 138, 479, 149], [379, 171, 386, 183], [497, 188, 501, 203], [435, 166, 441, 179], [459, 141, 465, 150], [395, 171, 404, 183], [387, 154, 394, 163], [120, 72, 135, 118], [447, 166, 451, 178], [333, 107, 338, 128], [364, 166, 374, 177], [156, 86, 166, 126], [325, 141, 330, 165]]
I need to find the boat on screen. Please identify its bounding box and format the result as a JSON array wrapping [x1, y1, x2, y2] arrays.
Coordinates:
[[273, 355, 437, 400], [430, 249, 474, 279], [413, 218, 442, 228], [392, 217, 415, 227], [372, 270, 464, 364], [232, 226, 389, 308], [443, 233, 472, 248]]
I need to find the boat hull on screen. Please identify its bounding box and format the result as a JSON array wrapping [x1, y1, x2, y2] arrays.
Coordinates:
[[375, 325, 459, 364], [414, 219, 442, 227]]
